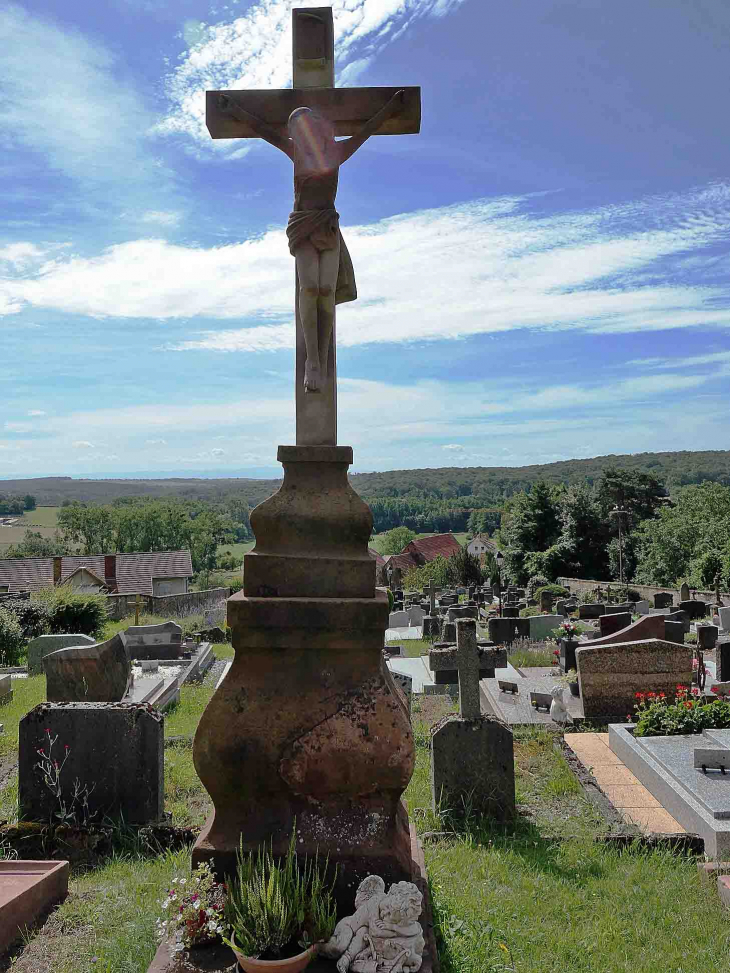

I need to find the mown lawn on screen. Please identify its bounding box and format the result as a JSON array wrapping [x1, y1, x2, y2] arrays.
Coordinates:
[[3, 677, 730, 972]]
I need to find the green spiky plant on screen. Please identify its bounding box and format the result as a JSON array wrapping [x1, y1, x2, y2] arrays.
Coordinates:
[[223, 828, 337, 960]]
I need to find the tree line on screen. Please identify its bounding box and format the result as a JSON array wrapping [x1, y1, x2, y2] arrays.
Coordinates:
[[0, 494, 36, 515]]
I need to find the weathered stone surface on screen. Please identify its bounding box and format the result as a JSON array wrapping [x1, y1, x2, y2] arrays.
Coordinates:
[[635, 600, 652, 615], [0, 861, 69, 955], [697, 625, 719, 650], [421, 615, 439, 638], [680, 582, 691, 602], [431, 716, 515, 820], [43, 634, 131, 703], [19, 702, 163, 824], [193, 589, 415, 896], [680, 599, 708, 620], [244, 446, 375, 599], [407, 606, 425, 627], [579, 603, 605, 619], [488, 617, 529, 644], [599, 612, 632, 638], [389, 610, 409, 628], [123, 621, 183, 660], [528, 614, 562, 640], [0, 673, 11, 705], [27, 634, 95, 675], [664, 620, 685, 644], [447, 605, 477, 622], [577, 638, 692, 721], [654, 592, 674, 609]]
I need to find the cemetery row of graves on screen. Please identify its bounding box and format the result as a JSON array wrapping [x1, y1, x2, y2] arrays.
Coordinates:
[[0, 572, 729, 971]]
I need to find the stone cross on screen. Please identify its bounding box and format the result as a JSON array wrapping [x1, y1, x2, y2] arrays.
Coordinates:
[[455, 619, 481, 720], [206, 7, 420, 447], [426, 578, 437, 615]]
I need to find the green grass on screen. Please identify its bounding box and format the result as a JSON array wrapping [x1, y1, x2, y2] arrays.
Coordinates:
[[216, 540, 255, 558], [0, 674, 46, 761], [0, 505, 62, 553]]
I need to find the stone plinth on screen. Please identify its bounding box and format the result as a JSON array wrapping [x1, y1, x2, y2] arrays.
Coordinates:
[[0, 860, 69, 954], [431, 717, 515, 820], [19, 703, 163, 824], [123, 620, 183, 660], [577, 639, 692, 722], [243, 446, 374, 599], [193, 445, 415, 902], [27, 633, 95, 675], [43, 633, 131, 702]]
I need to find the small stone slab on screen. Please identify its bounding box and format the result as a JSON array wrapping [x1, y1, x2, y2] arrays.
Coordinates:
[[498, 679, 519, 694], [123, 621, 183, 660], [695, 748, 730, 774], [0, 860, 69, 954], [530, 691, 553, 712]]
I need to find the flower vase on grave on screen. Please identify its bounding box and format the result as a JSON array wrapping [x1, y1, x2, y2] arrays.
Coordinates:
[[560, 637, 578, 674]]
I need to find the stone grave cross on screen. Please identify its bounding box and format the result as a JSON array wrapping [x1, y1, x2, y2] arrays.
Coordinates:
[[455, 618, 481, 720], [426, 577, 437, 615], [206, 7, 420, 447]]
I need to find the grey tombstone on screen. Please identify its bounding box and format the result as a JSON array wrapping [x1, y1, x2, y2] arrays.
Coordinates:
[[539, 590, 555, 612], [123, 620, 183, 660], [27, 633, 95, 676], [441, 619, 457, 643], [431, 618, 515, 819], [407, 605, 425, 628], [43, 633, 131, 703], [528, 614, 563, 641], [635, 600, 651, 615], [719, 607, 730, 633], [19, 702, 163, 824], [579, 603, 605, 620], [388, 610, 409, 628], [654, 592, 674, 609], [488, 617, 529, 644], [0, 674, 12, 706], [680, 582, 691, 602]]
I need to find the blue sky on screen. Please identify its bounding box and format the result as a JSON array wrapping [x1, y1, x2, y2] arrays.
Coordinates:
[[1, 0, 729, 479]]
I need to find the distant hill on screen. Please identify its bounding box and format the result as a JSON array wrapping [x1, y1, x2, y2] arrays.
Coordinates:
[[2, 450, 729, 507]]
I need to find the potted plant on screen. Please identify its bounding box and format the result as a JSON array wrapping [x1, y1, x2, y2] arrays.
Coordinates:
[[223, 831, 337, 972], [562, 668, 580, 697]]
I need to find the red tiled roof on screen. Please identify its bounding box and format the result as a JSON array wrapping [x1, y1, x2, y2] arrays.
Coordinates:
[[382, 552, 419, 573], [0, 551, 193, 595], [368, 548, 386, 568], [404, 533, 461, 564]]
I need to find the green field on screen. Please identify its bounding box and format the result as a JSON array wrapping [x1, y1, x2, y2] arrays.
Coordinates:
[[217, 540, 255, 558], [0, 505, 61, 554]]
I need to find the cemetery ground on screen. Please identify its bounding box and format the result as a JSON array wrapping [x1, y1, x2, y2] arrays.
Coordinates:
[[1, 627, 729, 971]]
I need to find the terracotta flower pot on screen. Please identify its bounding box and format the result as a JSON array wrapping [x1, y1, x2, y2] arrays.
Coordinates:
[[230, 941, 316, 973]]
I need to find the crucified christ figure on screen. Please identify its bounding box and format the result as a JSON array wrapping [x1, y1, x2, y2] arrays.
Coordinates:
[[219, 90, 405, 393]]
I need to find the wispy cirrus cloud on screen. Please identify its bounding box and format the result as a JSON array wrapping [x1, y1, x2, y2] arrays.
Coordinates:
[[2, 183, 729, 348], [158, 0, 467, 152]]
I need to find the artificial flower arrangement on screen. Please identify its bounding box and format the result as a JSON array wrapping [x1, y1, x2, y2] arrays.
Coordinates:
[[558, 620, 577, 638]]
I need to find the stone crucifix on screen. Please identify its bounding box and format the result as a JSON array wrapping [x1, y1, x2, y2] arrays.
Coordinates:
[[206, 7, 421, 446]]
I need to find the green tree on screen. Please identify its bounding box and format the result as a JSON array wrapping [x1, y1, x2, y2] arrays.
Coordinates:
[[634, 483, 730, 587], [379, 527, 417, 555], [5, 529, 67, 558], [23, 495, 36, 511], [446, 546, 487, 586], [499, 481, 562, 584]]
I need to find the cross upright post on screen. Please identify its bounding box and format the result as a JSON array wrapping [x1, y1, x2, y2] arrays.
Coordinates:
[[427, 577, 437, 616], [206, 8, 420, 446], [455, 618, 481, 720]]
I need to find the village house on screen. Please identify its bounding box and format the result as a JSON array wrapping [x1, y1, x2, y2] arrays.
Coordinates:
[[466, 534, 497, 559], [0, 551, 193, 596]]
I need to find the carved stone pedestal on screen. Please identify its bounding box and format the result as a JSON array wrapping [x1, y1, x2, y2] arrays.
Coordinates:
[[192, 446, 415, 899]]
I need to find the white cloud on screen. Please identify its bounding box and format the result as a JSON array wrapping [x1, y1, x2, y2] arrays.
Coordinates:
[[0, 242, 49, 270], [140, 211, 182, 227], [71, 440, 95, 449], [2, 184, 729, 346], [27, 409, 46, 416], [442, 443, 464, 450], [211, 447, 225, 456], [0, 4, 159, 192], [158, 0, 468, 152], [145, 438, 168, 446]]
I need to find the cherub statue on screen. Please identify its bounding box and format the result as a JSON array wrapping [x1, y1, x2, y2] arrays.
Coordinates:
[[219, 90, 405, 394], [550, 684, 569, 724], [333, 880, 424, 973], [320, 875, 386, 963]]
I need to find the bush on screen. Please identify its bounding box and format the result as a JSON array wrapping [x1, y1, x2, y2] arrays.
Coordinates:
[[1, 599, 51, 639], [634, 685, 730, 737], [533, 584, 569, 601], [0, 608, 25, 666], [32, 586, 108, 638], [526, 575, 549, 598]]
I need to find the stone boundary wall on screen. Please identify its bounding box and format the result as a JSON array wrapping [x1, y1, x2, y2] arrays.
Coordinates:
[[558, 576, 729, 607], [106, 587, 231, 621]]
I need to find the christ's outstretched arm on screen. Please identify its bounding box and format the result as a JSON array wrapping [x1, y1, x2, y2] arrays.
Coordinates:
[[337, 90, 406, 164], [218, 95, 293, 157]]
